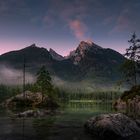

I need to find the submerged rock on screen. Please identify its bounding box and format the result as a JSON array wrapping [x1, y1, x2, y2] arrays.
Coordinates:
[[15, 110, 39, 117], [84, 113, 140, 140], [15, 109, 61, 118]]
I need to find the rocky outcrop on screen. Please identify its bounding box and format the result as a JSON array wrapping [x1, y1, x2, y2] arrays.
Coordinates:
[[68, 41, 103, 65], [84, 113, 140, 140], [1, 91, 59, 109], [114, 96, 140, 118], [127, 96, 140, 118], [2, 91, 43, 108]]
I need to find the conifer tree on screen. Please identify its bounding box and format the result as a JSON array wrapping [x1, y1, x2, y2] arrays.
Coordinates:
[[123, 33, 140, 86], [36, 66, 53, 101]]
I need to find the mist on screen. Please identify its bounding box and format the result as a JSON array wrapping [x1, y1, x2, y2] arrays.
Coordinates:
[[0, 64, 126, 92], [0, 65, 35, 85], [52, 76, 126, 92]]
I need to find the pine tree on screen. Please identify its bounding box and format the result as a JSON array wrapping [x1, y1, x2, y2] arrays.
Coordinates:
[[36, 66, 53, 101], [123, 33, 140, 86]]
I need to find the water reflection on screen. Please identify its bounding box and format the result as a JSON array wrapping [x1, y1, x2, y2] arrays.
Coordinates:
[[0, 100, 114, 140]]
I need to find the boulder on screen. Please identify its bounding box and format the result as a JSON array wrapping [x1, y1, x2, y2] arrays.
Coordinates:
[[1, 91, 59, 109], [113, 98, 127, 110], [114, 96, 140, 118], [84, 113, 140, 140], [2, 91, 43, 108]]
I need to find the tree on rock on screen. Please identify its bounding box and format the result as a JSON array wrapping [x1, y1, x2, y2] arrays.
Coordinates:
[[36, 66, 53, 101]]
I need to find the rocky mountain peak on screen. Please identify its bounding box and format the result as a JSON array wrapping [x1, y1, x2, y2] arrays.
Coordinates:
[[69, 40, 103, 65], [77, 41, 102, 51], [77, 41, 92, 53], [30, 43, 36, 47], [21, 44, 49, 53], [23, 44, 41, 51], [79, 40, 94, 47], [49, 48, 64, 61], [25, 44, 39, 49]]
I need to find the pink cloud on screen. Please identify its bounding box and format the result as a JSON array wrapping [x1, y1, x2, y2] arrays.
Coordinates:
[[43, 0, 104, 40], [68, 20, 87, 40]]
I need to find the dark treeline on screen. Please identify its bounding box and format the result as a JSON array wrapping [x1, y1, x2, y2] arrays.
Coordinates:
[[55, 88, 122, 102], [0, 84, 122, 104], [0, 84, 22, 103]]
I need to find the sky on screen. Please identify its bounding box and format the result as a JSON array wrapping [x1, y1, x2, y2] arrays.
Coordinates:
[[0, 0, 140, 56]]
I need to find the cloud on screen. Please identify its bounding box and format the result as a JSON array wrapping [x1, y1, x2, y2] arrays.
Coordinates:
[[42, 0, 102, 39], [68, 19, 87, 40]]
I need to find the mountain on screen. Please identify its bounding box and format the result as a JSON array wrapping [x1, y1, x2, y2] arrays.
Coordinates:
[[0, 41, 126, 84], [49, 48, 64, 61], [68, 41, 103, 65], [67, 41, 125, 81], [0, 44, 55, 73]]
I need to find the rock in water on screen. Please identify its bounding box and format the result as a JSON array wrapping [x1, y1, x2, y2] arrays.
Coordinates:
[[15, 109, 61, 118], [2, 91, 43, 108], [84, 113, 140, 139], [113, 98, 127, 110]]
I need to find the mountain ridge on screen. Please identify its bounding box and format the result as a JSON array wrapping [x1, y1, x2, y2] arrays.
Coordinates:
[[0, 41, 126, 84]]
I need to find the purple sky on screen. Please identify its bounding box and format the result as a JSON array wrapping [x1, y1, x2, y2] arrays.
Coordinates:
[[0, 0, 140, 56]]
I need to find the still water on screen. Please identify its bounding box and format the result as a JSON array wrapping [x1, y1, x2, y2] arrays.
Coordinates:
[[0, 101, 115, 140]]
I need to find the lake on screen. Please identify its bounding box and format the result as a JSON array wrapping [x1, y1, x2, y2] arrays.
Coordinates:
[[0, 100, 116, 140]]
